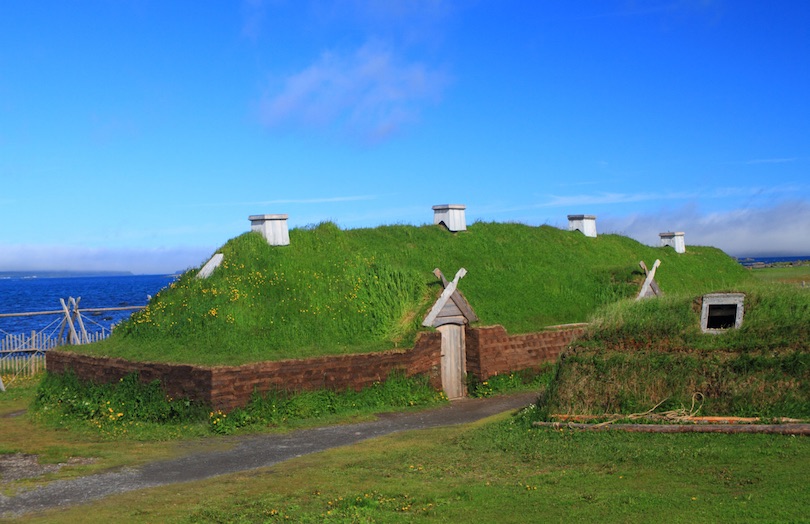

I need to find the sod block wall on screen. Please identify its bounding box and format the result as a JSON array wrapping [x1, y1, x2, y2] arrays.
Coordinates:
[[46, 325, 583, 411], [46, 351, 217, 405], [208, 331, 443, 411], [466, 324, 587, 379]]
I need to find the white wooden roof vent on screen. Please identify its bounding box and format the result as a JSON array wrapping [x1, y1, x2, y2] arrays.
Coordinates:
[[568, 215, 597, 238], [660, 232, 686, 253], [433, 204, 467, 232], [249, 214, 290, 246]]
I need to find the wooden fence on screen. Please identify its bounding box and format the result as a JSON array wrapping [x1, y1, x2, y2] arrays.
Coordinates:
[[0, 297, 141, 387], [0, 297, 145, 391], [1, 331, 62, 352], [0, 331, 102, 382], [1, 332, 52, 381], [0, 351, 46, 379]]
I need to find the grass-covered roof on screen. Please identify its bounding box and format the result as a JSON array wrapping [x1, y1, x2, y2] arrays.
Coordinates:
[[85, 221, 752, 365]]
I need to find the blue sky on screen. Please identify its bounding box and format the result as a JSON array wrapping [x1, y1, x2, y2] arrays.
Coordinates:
[[1, 1, 809, 274]]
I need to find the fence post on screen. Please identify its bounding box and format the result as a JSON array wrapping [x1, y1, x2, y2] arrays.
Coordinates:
[[60, 298, 79, 345]]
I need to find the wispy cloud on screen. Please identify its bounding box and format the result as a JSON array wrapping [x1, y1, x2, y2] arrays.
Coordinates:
[[0, 244, 213, 274], [602, 200, 810, 257], [718, 157, 801, 166], [196, 195, 379, 207], [534, 185, 806, 209], [254, 195, 378, 205], [240, 0, 267, 43], [538, 192, 681, 207], [259, 40, 449, 141], [582, 0, 721, 20], [744, 157, 798, 165]]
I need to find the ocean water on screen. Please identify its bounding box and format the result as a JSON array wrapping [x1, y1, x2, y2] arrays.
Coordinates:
[[0, 274, 177, 337], [737, 256, 810, 267]]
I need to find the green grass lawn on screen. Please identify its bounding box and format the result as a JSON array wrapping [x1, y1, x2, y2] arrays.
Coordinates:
[[13, 409, 810, 523], [749, 262, 810, 285]]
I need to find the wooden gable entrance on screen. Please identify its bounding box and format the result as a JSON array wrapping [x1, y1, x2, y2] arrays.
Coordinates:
[[422, 268, 478, 400], [637, 260, 663, 300]]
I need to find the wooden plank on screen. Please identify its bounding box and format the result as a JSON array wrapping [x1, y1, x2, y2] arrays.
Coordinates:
[[197, 253, 224, 279], [0, 305, 144, 318], [432, 268, 449, 287], [550, 414, 805, 424], [70, 297, 89, 344], [0, 310, 64, 318], [438, 324, 466, 400], [60, 298, 79, 345], [449, 290, 478, 323], [423, 279, 459, 327], [637, 259, 661, 300], [423, 268, 474, 327], [533, 421, 810, 435], [437, 299, 463, 320]]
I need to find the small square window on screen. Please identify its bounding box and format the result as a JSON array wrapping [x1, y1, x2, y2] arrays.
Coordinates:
[[701, 293, 745, 333]]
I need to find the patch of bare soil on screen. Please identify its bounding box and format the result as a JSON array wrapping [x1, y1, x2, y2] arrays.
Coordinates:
[[0, 454, 96, 483]]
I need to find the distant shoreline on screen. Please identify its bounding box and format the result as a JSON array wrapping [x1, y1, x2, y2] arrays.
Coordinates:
[[737, 256, 810, 268], [0, 271, 136, 279]]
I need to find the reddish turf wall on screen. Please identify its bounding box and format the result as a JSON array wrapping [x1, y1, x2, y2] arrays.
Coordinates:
[[46, 351, 216, 405], [208, 331, 443, 411], [46, 325, 584, 411], [466, 324, 587, 379]]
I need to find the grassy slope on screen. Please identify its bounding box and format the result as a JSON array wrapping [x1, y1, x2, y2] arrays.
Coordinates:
[[77, 222, 750, 365], [541, 283, 810, 419]]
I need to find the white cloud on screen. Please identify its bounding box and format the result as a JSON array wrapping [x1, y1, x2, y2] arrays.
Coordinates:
[[602, 200, 810, 257], [240, 0, 268, 42], [0, 244, 214, 275], [198, 195, 379, 207], [535, 185, 806, 209], [259, 40, 448, 141], [540, 192, 682, 207], [744, 157, 798, 165]]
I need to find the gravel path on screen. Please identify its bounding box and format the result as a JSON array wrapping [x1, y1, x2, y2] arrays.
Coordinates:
[[0, 392, 537, 518]]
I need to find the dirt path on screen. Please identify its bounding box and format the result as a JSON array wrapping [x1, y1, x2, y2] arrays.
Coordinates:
[[0, 392, 537, 518]]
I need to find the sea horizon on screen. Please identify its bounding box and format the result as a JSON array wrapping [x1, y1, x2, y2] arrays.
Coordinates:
[[0, 274, 178, 337]]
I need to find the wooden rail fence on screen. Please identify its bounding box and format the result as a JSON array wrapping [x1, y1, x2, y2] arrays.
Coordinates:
[[0, 297, 145, 388]]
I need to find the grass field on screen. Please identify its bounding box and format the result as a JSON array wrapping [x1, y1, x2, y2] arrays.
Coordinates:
[[749, 261, 810, 285], [6, 397, 808, 523]]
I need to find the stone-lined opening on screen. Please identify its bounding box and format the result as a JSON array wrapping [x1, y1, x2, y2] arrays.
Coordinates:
[[706, 304, 738, 329], [701, 293, 745, 333]]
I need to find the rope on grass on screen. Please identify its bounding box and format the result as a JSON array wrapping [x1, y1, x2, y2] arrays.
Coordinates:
[[538, 393, 810, 434], [583, 393, 705, 429], [533, 421, 810, 435]]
